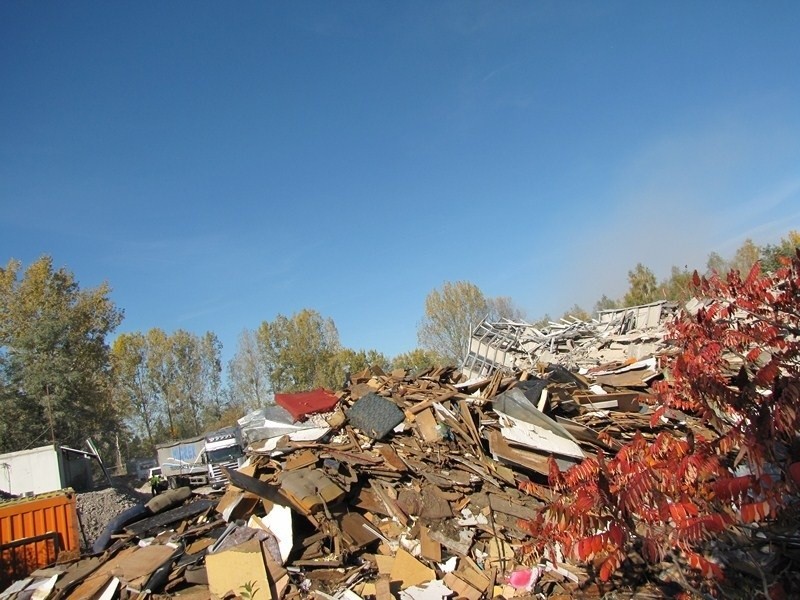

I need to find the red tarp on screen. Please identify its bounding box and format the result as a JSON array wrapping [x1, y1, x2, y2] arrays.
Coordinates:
[[274, 388, 340, 421]]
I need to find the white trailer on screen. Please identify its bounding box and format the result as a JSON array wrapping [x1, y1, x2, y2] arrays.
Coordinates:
[[0, 444, 95, 496]]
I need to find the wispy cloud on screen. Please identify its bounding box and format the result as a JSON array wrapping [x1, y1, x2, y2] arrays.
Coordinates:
[[482, 62, 515, 83], [176, 299, 240, 324], [560, 106, 800, 308], [718, 206, 800, 252], [749, 178, 800, 213], [720, 178, 800, 247], [104, 234, 228, 271]]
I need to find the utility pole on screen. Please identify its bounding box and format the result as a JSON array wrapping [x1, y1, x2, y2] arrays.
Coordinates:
[[115, 434, 124, 475], [45, 384, 55, 444]]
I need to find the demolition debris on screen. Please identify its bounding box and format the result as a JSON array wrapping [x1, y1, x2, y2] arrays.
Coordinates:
[[1, 299, 797, 599]]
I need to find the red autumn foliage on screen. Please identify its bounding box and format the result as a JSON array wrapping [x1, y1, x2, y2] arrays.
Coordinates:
[[524, 251, 800, 592]]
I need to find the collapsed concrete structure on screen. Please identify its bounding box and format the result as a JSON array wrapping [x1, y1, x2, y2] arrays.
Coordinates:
[[461, 300, 678, 380]]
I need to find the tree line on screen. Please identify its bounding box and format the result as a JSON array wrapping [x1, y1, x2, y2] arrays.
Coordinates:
[[1, 232, 797, 461], [545, 231, 800, 323]]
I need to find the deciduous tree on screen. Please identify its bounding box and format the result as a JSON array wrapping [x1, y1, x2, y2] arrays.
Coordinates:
[[527, 255, 800, 596], [487, 296, 527, 321], [227, 329, 271, 411], [593, 294, 619, 314], [730, 238, 761, 275], [168, 330, 222, 436], [144, 328, 179, 438], [659, 265, 695, 302], [706, 238, 764, 277], [199, 332, 224, 424], [561, 304, 591, 321], [256, 309, 341, 392], [320, 348, 390, 389], [622, 263, 659, 306], [418, 281, 489, 364], [113, 328, 224, 446], [760, 230, 800, 272], [705, 250, 727, 276], [531, 314, 553, 329], [111, 333, 157, 449], [391, 348, 444, 373], [0, 256, 123, 453]]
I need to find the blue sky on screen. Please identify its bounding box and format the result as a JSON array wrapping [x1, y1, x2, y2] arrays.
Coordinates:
[[2, 2, 799, 364]]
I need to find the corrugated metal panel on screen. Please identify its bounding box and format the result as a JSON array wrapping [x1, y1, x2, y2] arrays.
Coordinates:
[[0, 489, 80, 587]]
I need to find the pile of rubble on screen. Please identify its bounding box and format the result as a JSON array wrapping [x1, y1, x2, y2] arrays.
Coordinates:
[[2, 381, 690, 598], [75, 486, 149, 552], [3, 300, 794, 599], [462, 300, 681, 377]]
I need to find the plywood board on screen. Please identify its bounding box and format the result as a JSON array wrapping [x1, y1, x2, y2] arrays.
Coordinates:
[[206, 539, 271, 600], [389, 549, 434, 590]]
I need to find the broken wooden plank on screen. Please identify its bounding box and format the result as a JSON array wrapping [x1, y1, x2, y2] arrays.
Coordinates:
[[414, 408, 442, 443]]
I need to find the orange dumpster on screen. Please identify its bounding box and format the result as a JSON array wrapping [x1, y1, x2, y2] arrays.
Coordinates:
[[0, 489, 81, 588]]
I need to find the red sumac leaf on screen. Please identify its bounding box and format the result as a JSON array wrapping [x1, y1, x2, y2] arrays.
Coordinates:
[[649, 405, 667, 428], [755, 359, 780, 386], [608, 524, 624, 547], [577, 537, 591, 560], [713, 475, 753, 501], [744, 261, 761, 288], [668, 501, 698, 525], [685, 551, 724, 580], [598, 549, 624, 582], [746, 347, 762, 362], [642, 537, 661, 563], [741, 500, 771, 523]]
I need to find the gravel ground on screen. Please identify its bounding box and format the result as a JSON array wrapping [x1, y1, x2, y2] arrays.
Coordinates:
[[75, 481, 149, 551]]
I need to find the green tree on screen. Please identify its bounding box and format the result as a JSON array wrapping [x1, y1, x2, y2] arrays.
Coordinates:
[[145, 328, 179, 437], [561, 304, 591, 321], [111, 332, 158, 450], [168, 330, 222, 436], [729, 238, 761, 275], [487, 296, 526, 321], [659, 265, 695, 303], [256, 309, 341, 392], [593, 294, 620, 314], [227, 329, 271, 411], [320, 348, 390, 389], [418, 281, 488, 365], [391, 348, 444, 373], [531, 314, 553, 330], [623, 263, 660, 306], [706, 239, 764, 278], [760, 230, 800, 272], [199, 332, 224, 424], [705, 251, 727, 276], [168, 330, 203, 436], [114, 328, 224, 445], [0, 256, 123, 454]]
